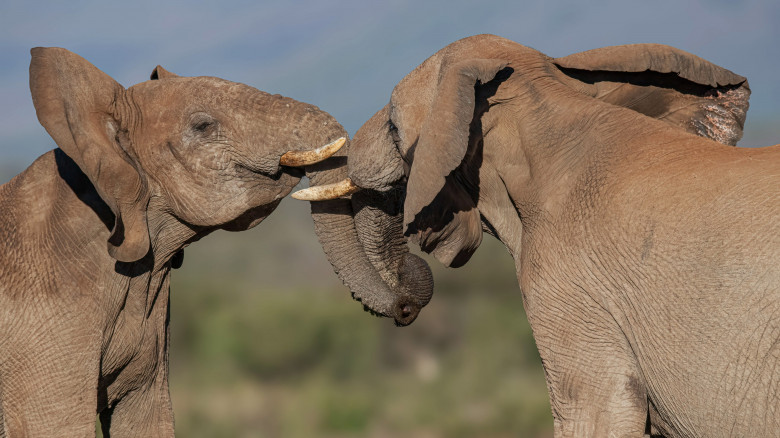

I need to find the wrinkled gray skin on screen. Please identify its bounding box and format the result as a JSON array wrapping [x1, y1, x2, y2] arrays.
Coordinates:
[[310, 35, 779, 437], [0, 48, 349, 437], [309, 147, 434, 327]]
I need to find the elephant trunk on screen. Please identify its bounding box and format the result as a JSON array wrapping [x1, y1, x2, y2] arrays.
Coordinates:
[[351, 189, 433, 319], [304, 143, 432, 326], [259, 101, 418, 322]]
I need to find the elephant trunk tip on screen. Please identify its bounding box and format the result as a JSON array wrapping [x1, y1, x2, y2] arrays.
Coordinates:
[[392, 299, 422, 327], [351, 289, 426, 327]]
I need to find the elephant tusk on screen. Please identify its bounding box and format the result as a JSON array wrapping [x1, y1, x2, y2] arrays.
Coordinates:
[[292, 178, 361, 201], [279, 137, 346, 167]]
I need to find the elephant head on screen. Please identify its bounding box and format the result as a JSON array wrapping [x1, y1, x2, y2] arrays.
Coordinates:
[[29, 47, 347, 266], [296, 35, 750, 323]]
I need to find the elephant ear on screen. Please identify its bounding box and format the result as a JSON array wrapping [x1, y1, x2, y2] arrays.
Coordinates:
[[30, 47, 150, 262], [554, 44, 750, 145], [150, 65, 180, 80], [403, 58, 508, 267]]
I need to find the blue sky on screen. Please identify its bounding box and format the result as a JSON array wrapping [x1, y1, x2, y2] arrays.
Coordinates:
[[2, 0, 778, 172]]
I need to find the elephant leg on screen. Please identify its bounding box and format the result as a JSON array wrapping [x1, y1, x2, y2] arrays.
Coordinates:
[[99, 341, 174, 438], [0, 381, 5, 438], [529, 301, 648, 437], [544, 348, 648, 438], [99, 370, 174, 438], [0, 334, 101, 437], [551, 376, 648, 437]]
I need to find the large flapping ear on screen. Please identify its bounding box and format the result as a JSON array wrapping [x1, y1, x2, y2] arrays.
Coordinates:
[[554, 44, 750, 145], [150, 65, 180, 80], [30, 47, 150, 262], [403, 58, 508, 267]]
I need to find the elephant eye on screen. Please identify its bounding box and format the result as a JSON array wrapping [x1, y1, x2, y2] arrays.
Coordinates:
[[388, 120, 402, 146], [189, 113, 219, 136], [193, 120, 213, 132]]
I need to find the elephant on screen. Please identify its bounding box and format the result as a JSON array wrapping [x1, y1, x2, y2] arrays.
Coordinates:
[[0, 48, 352, 437], [295, 35, 778, 437]]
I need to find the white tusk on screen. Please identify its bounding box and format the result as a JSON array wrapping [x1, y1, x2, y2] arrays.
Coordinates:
[[292, 178, 361, 201], [280, 137, 346, 167]]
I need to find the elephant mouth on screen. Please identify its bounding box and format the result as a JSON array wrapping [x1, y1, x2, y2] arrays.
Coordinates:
[[220, 199, 283, 231]]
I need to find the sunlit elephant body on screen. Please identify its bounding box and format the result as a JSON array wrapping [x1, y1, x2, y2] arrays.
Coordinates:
[[301, 35, 778, 437], [0, 48, 347, 437]]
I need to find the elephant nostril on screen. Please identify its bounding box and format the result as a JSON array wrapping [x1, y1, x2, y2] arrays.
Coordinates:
[[394, 300, 420, 326]]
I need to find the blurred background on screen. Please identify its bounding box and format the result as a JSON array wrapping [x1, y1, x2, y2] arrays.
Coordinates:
[[2, 1, 778, 436]]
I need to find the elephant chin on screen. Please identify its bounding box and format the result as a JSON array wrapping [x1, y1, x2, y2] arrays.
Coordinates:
[[220, 200, 283, 232]]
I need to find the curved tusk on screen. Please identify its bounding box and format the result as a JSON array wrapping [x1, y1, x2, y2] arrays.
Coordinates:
[[292, 178, 361, 201], [280, 137, 346, 167]]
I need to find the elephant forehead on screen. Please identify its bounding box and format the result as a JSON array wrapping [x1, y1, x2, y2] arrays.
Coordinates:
[[130, 77, 264, 109], [389, 98, 427, 154], [390, 71, 437, 158], [392, 54, 439, 108]]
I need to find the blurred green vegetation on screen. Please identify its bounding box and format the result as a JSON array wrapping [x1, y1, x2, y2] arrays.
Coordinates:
[[162, 197, 553, 437]]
